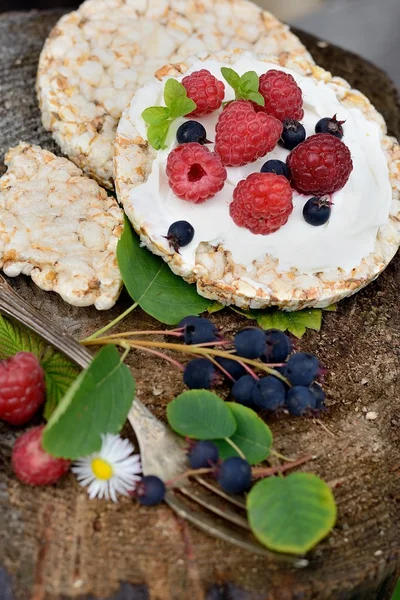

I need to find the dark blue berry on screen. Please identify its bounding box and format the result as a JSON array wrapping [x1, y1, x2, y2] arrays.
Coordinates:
[[303, 196, 331, 226], [183, 358, 218, 389], [252, 376, 286, 411], [234, 328, 266, 359], [279, 118, 306, 150], [286, 386, 316, 416], [260, 159, 291, 180], [262, 329, 292, 363], [284, 352, 320, 386], [188, 441, 219, 469], [136, 475, 166, 506], [217, 457, 252, 494], [231, 375, 257, 407], [179, 316, 218, 345], [309, 383, 326, 409], [166, 220, 195, 251], [177, 121, 208, 144], [216, 357, 246, 381], [315, 115, 344, 139]]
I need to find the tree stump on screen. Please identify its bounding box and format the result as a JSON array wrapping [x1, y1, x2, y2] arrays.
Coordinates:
[[0, 10, 399, 600]]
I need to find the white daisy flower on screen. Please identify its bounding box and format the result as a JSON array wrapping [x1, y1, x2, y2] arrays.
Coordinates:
[[72, 434, 141, 502]]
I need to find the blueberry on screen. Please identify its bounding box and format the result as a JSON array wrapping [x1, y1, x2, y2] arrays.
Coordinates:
[[177, 121, 208, 144], [279, 118, 306, 150], [303, 196, 331, 226], [309, 382, 326, 409], [179, 316, 218, 345], [216, 357, 246, 381], [217, 457, 252, 494], [260, 159, 291, 180], [188, 441, 219, 469], [231, 375, 257, 407], [252, 376, 286, 411], [262, 329, 292, 363], [183, 358, 218, 389], [286, 386, 316, 416], [234, 328, 266, 359], [284, 352, 320, 386], [315, 115, 344, 139], [136, 475, 166, 506], [166, 220, 195, 251]]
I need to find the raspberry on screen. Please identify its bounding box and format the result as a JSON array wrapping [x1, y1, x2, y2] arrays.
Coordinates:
[[182, 69, 225, 117], [259, 70, 304, 122], [215, 100, 282, 167], [287, 134, 353, 195], [166, 143, 227, 203], [12, 426, 70, 486], [229, 173, 293, 235], [0, 352, 45, 425]]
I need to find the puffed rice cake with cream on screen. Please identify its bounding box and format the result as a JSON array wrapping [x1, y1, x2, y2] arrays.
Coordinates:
[[0, 143, 123, 309], [114, 51, 400, 311], [36, 0, 313, 189]]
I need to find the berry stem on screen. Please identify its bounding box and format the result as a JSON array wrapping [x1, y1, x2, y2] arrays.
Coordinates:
[[87, 328, 184, 340], [224, 437, 246, 460], [81, 302, 139, 342], [129, 343, 185, 371], [238, 360, 259, 381], [205, 354, 235, 383], [193, 340, 232, 348], [270, 450, 297, 463], [251, 454, 314, 479], [166, 467, 214, 487]]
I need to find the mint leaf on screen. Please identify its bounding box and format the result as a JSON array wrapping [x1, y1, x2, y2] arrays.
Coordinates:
[[147, 120, 171, 150], [246, 91, 265, 106], [164, 79, 187, 107], [169, 97, 196, 119], [240, 71, 258, 91], [222, 67, 264, 106], [142, 106, 171, 125], [0, 315, 79, 419], [43, 345, 135, 459], [221, 67, 241, 90]]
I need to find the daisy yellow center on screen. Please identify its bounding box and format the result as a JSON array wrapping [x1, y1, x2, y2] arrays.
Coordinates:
[[91, 458, 113, 480]]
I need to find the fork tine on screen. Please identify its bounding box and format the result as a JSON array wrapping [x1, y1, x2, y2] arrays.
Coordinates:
[[177, 485, 250, 530], [194, 476, 247, 510]]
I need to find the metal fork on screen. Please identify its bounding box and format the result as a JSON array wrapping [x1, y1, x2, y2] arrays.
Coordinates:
[[0, 275, 307, 567]]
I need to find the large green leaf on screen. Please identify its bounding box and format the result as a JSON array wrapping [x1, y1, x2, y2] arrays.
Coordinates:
[[247, 473, 337, 554], [213, 403, 272, 464], [43, 345, 135, 459], [167, 390, 236, 440], [117, 217, 213, 325], [0, 315, 79, 419]]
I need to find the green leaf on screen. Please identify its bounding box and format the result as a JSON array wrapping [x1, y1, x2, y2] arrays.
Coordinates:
[[141, 106, 171, 125], [213, 403, 272, 464], [232, 307, 323, 339], [207, 302, 225, 314], [147, 120, 171, 150], [247, 473, 337, 554], [0, 315, 79, 419], [117, 217, 213, 325], [164, 79, 187, 106], [167, 390, 236, 440], [240, 71, 258, 91], [43, 345, 135, 459], [221, 67, 241, 91], [324, 304, 337, 312], [246, 91, 265, 106], [169, 97, 196, 119]]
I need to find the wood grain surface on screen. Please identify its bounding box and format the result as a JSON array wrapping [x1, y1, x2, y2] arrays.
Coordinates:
[[0, 10, 399, 600]]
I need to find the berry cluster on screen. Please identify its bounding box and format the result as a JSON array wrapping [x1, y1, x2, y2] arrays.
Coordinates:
[[160, 68, 354, 250]]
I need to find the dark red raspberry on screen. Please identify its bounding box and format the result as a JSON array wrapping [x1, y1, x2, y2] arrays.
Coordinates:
[[0, 352, 45, 425], [166, 142, 227, 203], [230, 173, 293, 235], [12, 425, 70, 486], [287, 133, 353, 195], [215, 100, 282, 167], [259, 70, 304, 122], [182, 69, 225, 117]]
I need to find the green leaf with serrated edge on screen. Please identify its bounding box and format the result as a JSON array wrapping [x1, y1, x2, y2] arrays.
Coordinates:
[[240, 70, 258, 91], [207, 302, 225, 314], [164, 79, 187, 107], [167, 390, 236, 440], [231, 307, 322, 339], [246, 91, 265, 106], [221, 67, 241, 91], [247, 473, 337, 554], [117, 217, 213, 325], [147, 120, 171, 150], [213, 403, 272, 464], [0, 315, 79, 420], [43, 345, 135, 459], [142, 106, 171, 125], [169, 97, 196, 119]]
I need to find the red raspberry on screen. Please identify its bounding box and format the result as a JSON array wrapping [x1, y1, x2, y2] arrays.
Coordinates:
[[12, 425, 70, 486], [287, 133, 353, 195], [0, 352, 45, 425], [215, 100, 282, 167], [166, 142, 227, 203], [230, 173, 293, 235], [259, 70, 304, 122], [182, 69, 225, 117]]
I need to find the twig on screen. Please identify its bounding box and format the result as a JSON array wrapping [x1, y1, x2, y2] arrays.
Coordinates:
[[313, 417, 337, 438], [252, 454, 314, 479]]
